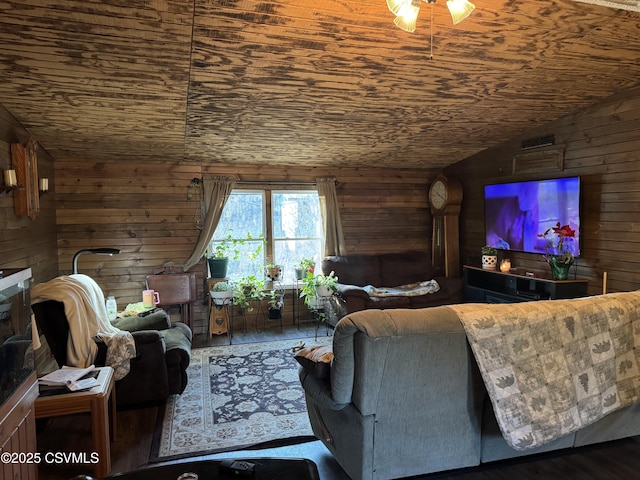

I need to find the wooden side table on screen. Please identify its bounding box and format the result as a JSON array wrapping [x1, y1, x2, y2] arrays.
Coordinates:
[[209, 301, 231, 336], [35, 366, 117, 478], [208, 278, 231, 337]]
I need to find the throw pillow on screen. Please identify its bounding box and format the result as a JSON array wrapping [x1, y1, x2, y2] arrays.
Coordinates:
[[294, 345, 333, 380]]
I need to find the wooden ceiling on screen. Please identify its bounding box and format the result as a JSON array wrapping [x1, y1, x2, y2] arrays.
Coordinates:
[[0, 0, 639, 169]]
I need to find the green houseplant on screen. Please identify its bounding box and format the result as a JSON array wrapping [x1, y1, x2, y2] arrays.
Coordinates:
[[295, 258, 316, 280], [299, 271, 338, 310], [265, 263, 283, 282], [205, 233, 244, 279], [233, 275, 265, 311], [210, 281, 233, 305], [481, 245, 498, 271], [267, 287, 285, 320]]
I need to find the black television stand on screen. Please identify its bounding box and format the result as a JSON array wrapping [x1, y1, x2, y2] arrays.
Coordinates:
[[463, 265, 588, 303]]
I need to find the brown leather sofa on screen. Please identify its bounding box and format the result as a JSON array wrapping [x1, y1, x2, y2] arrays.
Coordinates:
[[321, 251, 463, 314]]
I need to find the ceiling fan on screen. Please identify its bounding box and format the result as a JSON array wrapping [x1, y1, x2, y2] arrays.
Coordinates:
[[386, 0, 475, 33]]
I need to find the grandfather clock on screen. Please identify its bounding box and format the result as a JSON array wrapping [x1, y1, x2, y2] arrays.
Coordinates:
[[429, 175, 463, 278]]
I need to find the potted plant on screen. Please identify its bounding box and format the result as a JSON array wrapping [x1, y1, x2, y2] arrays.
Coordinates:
[[265, 263, 283, 282], [210, 281, 234, 305], [300, 271, 338, 310], [233, 275, 265, 312], [205, 233, 243, 278], [266, 287, 285, 320], [295, 258, 316, 280], [314, 271, 338, 297], [481, 245, 498, 270]]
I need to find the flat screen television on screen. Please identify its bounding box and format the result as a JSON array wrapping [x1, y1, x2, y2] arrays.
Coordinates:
[[484, 176, 581, 257]]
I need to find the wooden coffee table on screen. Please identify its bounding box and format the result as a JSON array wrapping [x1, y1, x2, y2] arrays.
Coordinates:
[[34, 366, 116, 478]]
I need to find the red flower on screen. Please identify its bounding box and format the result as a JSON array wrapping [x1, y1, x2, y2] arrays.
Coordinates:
[[538, 222, 576, 264], [553, 223, 575, 238]]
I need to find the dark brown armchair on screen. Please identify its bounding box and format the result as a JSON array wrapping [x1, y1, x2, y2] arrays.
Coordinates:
[[32, 301, 192, 407]]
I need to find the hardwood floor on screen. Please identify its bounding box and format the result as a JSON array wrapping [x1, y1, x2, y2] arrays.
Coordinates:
[[36, 322, 640, 480]]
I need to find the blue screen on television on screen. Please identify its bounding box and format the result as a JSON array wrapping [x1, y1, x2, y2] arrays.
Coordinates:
[[484, 177, 580, 257]]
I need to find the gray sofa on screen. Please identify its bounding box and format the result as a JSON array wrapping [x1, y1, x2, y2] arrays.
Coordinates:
[[298, 295, 640, 480]]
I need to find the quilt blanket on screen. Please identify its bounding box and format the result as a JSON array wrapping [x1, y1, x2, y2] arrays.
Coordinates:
[[363, 279, 440, 297], [451, 291, 640, 450]]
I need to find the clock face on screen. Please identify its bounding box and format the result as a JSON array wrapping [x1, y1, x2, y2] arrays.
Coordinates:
[[430, 180, 447, 210]]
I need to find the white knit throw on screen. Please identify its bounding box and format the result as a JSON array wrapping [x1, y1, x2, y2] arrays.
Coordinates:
[[32, 274, 135, 380]]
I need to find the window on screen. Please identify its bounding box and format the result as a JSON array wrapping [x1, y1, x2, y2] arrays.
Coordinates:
[[209, 189, 323, 284]]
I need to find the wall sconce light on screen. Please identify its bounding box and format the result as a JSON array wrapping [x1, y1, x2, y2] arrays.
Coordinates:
[[11, 140, 39, 220], [2, 169, 22, 194], [39, 177, 49, 196]]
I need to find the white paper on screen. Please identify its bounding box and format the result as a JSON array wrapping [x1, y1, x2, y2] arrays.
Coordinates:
[[66, 377, 100, 391], [38, 365, 96, 386]]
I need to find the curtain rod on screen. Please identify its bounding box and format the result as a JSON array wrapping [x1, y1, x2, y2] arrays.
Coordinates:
[[235, 181, 317, 186]]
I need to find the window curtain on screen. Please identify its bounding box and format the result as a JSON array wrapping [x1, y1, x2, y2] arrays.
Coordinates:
[[316, 177, 346, 256], [183, 176, 236, 270]]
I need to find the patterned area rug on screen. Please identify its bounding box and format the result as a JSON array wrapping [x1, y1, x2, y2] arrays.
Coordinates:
[[150, 336, 332, 461]]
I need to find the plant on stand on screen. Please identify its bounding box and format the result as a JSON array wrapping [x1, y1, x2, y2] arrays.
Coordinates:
[[231, 275, 264, 332], [210, 281, 234, 306], [295, 258, 316, 280], [265, 262, 283, 288], [205, 232, 244, 279], [233, 275, 265, 312], [299, 271, 338, 314], [267, 285, 285, 320], [537, 222, 576, 280]]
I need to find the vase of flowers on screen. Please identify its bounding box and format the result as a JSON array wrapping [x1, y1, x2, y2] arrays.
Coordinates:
[[547, 256, 571, 280], [538, 222, 576, 280]]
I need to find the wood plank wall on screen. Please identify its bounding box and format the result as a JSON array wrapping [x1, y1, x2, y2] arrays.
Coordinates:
[[54, 162, 433, 334], [446, 86, 640, 296], [0, 104, 57, 285], [0, 105, 57, 371], [8, 86, 638, 337]]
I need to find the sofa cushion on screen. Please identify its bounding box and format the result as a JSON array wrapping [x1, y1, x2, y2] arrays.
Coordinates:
[[294, 344, 333, 380], [363, 295, 411, 309], [407, 288, 455, 308], [378, 252, 433, 286], [322, 255, 382, 287]]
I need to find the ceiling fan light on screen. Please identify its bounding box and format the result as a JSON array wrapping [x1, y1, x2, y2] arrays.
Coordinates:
[[393, 0, 420, 32], [446, 0, 475, 24], [387, 0, 410, 15]]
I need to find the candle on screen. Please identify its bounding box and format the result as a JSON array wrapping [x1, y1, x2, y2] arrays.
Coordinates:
[[4, 169, 17, 187], [603, 271, 607, 295], [500, 259, 511, 272], [39, 177, 49, 192]]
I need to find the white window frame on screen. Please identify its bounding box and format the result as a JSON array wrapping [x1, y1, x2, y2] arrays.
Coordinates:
[[211, 187, 324, 286]]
